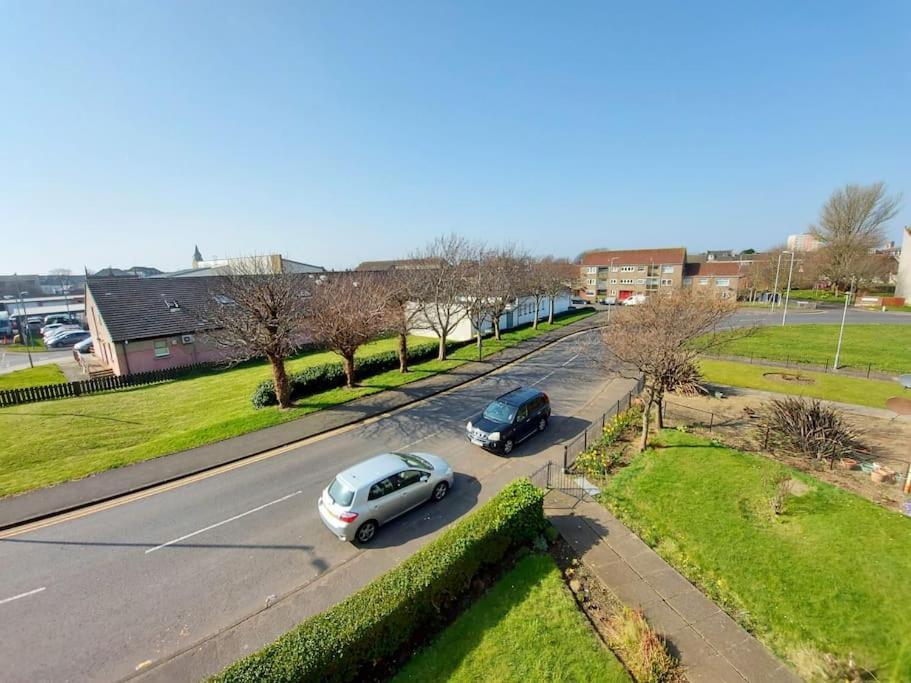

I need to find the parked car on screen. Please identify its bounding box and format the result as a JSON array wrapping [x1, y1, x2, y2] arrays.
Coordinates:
[[41, 322, 81, 337], [318, 452, 454, 543], [600, 296, 617, 305], [46, 330, 90, 349], [43, 314, 78, 327], [72, 336, 94, 360], [570, 297, 588, 307], [466, 387, 551, 455], [622, 294, 647, 306], [43, 326, 82, 343]]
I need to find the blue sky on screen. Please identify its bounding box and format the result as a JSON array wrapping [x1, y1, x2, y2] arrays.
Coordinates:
[[2, 1, 909, 273]]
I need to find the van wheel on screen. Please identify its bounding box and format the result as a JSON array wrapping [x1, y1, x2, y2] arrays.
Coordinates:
[[538, 417, 548, 432], [355, 520, 378, 544], [502, 439, 514, 455]]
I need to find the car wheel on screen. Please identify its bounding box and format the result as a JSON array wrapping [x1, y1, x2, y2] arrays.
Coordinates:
[[432, 481, 449, 502], [502, 439, 514, 455], [355, 520, 378, 544], [538, 417, 548, 432]]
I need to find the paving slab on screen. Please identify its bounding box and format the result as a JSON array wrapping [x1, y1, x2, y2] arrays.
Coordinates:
[[546, 499, 800, 683]]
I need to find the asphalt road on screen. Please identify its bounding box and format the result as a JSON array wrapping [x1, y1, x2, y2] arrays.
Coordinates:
[[0, 328, 630, 682]]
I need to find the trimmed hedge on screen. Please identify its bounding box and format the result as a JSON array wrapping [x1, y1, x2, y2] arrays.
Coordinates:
[[213, 478, 546, 683], [251, 342, 448, 408]]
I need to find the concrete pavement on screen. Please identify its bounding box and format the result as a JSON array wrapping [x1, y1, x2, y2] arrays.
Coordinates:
[[0, 326, 635, 682]]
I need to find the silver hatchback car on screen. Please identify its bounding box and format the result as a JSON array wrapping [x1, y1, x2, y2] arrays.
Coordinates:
[[318, 452, 454, 543]]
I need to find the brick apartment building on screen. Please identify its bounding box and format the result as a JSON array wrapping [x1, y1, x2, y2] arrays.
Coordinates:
[[579, 248, 687, 302]]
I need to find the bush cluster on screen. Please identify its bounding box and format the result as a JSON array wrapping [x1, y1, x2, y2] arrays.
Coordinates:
[[251, 342, 446, 408], [213, 478, 546, 683], [758, 397, 863, 465], [574, 404, 643, 478]]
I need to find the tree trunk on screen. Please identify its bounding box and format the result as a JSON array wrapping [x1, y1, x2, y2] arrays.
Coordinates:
[[342, 352, 356, 389], [533, 296, 540, 329], [437, 333, 447, 361], [493, 318, 501, 341], [655, 392, 665, 429], [398, 331, 408, 373], [269, 354, 291, 409], [640, 391, 655, 451], [548, 297, 555, 324]]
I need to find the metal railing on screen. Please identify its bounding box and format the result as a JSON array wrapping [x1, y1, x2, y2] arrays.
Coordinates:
[[562, 376, 644, 471]]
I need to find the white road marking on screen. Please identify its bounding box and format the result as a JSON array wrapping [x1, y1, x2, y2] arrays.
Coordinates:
[[531, 370, 557, 386], [0, 586, 46, 605], [145, 491, 303, 554], [561, 352, 580, 367], [399, 430, 442, 451]]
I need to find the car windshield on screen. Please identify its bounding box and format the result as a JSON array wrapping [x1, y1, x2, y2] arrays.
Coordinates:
[[483, 400, 516, 424], [327, 477, 355, 507], [394, 453, 432, 470]]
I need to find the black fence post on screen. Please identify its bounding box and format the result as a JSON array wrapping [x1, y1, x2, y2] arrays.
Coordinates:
[[601, 413, 606, 430], [616, 399, 621, 416], [563, 445, 568, 473], [709, 413, 714, 431], [867, 362, 872, 379], [824, 358, 828, 373]]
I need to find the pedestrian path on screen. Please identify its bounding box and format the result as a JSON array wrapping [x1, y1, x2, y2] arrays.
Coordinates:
[[547, 500, 799, 683]]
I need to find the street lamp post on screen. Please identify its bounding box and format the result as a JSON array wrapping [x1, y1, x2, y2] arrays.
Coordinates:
[[607, 257, 617, 322], [770, 252, 784, 312], [780, 251, 797, 326], [834, 276, 856, 369], [14, 276, 34, 369]]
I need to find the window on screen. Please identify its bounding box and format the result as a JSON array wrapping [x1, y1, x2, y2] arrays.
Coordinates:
[[662, 265, 674, 273], [154, 339, 170, 358], [483, 400, 517, 423], [586, 266, 597, 274], [638, 265, 646, 272], [587, 278, 596, 286], [368, 477, 396, 500], [610, 289, 616, 296], [620, 265, 635, 272], [620, 278, 633, 285], [609, 278, 617, 284], [611, 266, 619, 272], [395, 453, 432, 470], [661, 279, 673, 286], [394, 470, 425, 489], [636, 278, 645, 285], [698, 278, 709, 285], [328, 478, 356, 506], [683, 277, 693, 285], [716, 278, 730, 287], [516, 404, 528, 423]]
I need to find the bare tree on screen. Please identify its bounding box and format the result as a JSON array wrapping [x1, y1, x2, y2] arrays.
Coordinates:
[[599, 289, 740, 450], [486, 245, 527, 340], [383, 268, 425, 373], [199, 259, 311, 409], [307, 272, 393, 389], [810, 182, 902, 292], [461, 243, 500, 357], [540, 256, 573, 324], [409, 234, 471, 360]]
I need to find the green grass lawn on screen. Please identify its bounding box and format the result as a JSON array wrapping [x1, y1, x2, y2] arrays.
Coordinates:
[[0, 339, 46, 352], [699, 358, 904, 409], [602, 430, 911, 680], [706, 324, 911, 374], [0, 364, 67, 390], [395, 553, 629, 683], [0, 310, 594, 497]]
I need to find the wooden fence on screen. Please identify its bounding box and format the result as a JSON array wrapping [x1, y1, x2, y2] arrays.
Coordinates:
[[0, 364, 210, 407]]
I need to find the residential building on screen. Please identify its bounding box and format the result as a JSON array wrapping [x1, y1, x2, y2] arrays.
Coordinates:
[[682, 261, 745, 299], [409, 293, 571, 343], [172, 247, 325, 277], [895, 227, 911, 301], [355, 258, 444, 271], [578, 248, 686, 302], [92, 266, 163, 278], [85, 276, 224, 375], [787, 233, 821, 252]]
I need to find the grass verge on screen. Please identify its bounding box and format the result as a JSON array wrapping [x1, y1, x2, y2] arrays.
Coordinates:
[[0, 364, 66, 391], [394, 553, 629, 683], [703, 324, 911, 374], [0, 310, 594, 498], [699, 358, 903, 409], [601, 430, 911, 680]]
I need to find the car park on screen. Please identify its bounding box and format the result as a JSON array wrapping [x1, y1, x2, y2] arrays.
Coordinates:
[[46, 330, 90, 349], [318, 452, 454, 543], [622, 294, 647, 306], [43, 314, 78, 327], [600, 296, 617, 305], [43, 326, 83, 343], [466, 387, 551, 455], [570, 297, 588, 307], [41, 322, 81, 337]]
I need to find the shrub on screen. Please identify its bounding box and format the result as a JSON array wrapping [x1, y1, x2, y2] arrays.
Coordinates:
[[573, 404, 642, 478], [604, 607, 681, 683], [251, 342, 445, 408], [213, 478, 546, 683], [758, 397, 864, 465]]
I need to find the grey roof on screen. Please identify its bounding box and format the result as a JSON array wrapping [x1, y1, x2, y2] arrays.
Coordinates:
[[87, 276, 216, 342]]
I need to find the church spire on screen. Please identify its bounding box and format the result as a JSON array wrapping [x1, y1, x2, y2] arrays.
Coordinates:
[[192, 245, 203, 267]]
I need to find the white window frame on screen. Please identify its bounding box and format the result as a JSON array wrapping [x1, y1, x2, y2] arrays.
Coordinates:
[[716, 278, 730, 287], [586, 266, 597, 274], [620, 265, 635, 272], [636, 278, 645, 285], [587, 278, 596, 285], [619, 278, 633, 285], [662, 265, 674, 273], [661, 279, 672, 286], [638, 265, 646, 272], [698, 278, 709, 285], [609, 278, 617, 284], [154, 339, 171, 358], [683, 277, 693, 285]]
